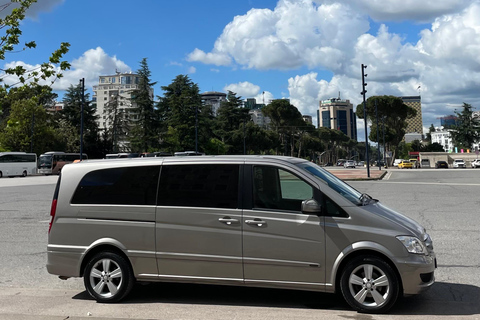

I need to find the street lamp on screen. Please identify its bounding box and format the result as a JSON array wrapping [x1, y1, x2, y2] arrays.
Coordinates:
[[361, 64, 370, 177]]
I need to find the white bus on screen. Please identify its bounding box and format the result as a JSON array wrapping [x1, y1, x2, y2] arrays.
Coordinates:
[[0, 152, 37, 178], [37, 152, 87, 175]]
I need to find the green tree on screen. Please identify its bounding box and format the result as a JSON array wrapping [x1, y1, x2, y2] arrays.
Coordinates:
[[158, 75, 210, 153], [0, 0, 70, 94], [262, 99, 306, 156], [0, 84, 57, 125], [103, 94, 129, 153], [213, 91, 250, 153], [0, 97, 56, 153], [129, 58, 158, 152], [356, 95, 417, 161], [60, 84, 101, 158], [425, 124, 435, 143], [450, 103, 480, 150]]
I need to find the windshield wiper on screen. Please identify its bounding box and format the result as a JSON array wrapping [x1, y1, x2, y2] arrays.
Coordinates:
[[359, 193, 374, 206]]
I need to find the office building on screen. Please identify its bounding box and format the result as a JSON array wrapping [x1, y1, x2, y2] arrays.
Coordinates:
[[401, 96, 423, 134], [93, 71, 153, 131], [201, 91, 227, 116], [318, 98, 357, 140]]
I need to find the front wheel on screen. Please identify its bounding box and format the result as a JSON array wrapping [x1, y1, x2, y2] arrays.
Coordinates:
[[340, 255, 400, 313], [21, 170, 27, 177], [83, 251, 135, 303]]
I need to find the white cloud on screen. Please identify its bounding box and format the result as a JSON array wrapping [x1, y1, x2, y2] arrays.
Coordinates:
[[187, 48, 231, 66], [1, 47, 131, 90], [224, 81, 261, 97], [188, 66, 196, 74], [336, 0, 472, 22], [188, 0, 369, 71]]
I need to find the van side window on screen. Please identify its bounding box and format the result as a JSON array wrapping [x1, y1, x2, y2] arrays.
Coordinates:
[[157, 164, 239, 209], [253, 166, 313, 212], [71, 166, 160, 205]]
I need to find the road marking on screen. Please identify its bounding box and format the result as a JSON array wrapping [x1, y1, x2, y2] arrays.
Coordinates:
[[373, 181, 480, 186]]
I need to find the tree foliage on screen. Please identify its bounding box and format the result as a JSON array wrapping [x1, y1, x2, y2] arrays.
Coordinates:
[[129, 58, 158, 152], [356, 95, 417, 160], [158, 75, 210, 153], [0, 97, 57, 153], [0, 0, 70, 90], [59, 84, 101, 158], [450, 103, 480, 150]]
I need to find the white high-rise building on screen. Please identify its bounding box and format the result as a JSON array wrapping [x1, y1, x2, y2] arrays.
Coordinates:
[[92, 71, 153, 131]]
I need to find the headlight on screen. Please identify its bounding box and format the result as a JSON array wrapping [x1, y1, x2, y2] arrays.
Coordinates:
[[396, 236, 428, 255]]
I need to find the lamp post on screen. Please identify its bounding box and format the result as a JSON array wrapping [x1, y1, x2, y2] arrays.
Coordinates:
[[376, 99, 381, 170], [361, 64, 370, 178], [195, 105, 198, 154], [79, 78, 85, 160]]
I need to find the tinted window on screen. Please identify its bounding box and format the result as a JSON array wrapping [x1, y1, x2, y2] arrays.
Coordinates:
[[72, 166, 160, 205], [253, 166, 313, 212], [157, 164, 239, 209]]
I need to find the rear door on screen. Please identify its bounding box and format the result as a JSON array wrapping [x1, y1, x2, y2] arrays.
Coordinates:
[[242, 164, 325, 290], [155, 162, 243, 283]]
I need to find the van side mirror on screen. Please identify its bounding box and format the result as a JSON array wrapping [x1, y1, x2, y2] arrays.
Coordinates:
[[301, 199, 322, 215]]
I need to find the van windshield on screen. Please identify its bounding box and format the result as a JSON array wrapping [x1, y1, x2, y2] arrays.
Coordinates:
[[296, 162, 363, 205]]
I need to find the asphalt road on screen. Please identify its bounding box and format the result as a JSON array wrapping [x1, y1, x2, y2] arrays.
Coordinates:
[[0, 170, 479, 320]]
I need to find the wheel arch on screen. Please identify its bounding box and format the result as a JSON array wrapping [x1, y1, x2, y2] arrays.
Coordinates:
[[332, 245, 403, 295], [80, 240, 131, 277]]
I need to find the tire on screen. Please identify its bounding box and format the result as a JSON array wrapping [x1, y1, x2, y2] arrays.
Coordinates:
[[340, 255, 400, 313], [83, 251, 135, 303], [0, 171, 2, 178], [22, 171, 27, 177]]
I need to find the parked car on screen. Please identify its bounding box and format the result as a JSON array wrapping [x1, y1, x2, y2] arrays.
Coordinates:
[[336, 159, 346, 166], [343, 160, 356, 168], [47, 155, 436, 313], [398, 160, 414, 169], [435, 161, 449, 169], [471, 159, 480, 168], [453, 159, 466, 168], [393, 159, 403, 167]]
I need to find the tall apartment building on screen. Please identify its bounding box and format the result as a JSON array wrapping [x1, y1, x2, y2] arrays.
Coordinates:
[[92, 71, 153, 131], [401, 96, 423, 134], [318, 98, 357, 140], [201, 91, 227, 116]]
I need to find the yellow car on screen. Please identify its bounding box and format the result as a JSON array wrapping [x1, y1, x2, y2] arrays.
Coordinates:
[[398, 160, 414, 169]]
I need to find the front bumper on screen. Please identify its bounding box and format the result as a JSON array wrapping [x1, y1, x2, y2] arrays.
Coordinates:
[[397, 252, 436, 295]]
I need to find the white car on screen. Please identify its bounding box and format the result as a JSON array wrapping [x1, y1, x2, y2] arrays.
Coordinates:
[[472, 159, 480, 168], [343, 160, 356, 168], [453, 159, 466, 168]]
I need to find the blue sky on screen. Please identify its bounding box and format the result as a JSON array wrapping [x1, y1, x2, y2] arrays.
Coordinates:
[[3, 0, 480, 135]]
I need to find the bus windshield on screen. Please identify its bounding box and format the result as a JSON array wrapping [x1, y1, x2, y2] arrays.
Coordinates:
[[37, 152, 87, 175], [38, 155, 53, 168]]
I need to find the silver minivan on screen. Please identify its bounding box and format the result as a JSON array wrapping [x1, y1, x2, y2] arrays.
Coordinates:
[[47, 155, 436, 313]]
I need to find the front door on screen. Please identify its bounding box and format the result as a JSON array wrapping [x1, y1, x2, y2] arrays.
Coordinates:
[[155, 163, 243, 283], [242, 165, 325, 290]]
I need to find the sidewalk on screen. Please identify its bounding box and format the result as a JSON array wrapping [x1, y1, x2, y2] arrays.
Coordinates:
[[326, 167, 387, 181]]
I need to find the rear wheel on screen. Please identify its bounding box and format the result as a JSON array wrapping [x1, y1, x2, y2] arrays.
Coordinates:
[[83, 251, 135, 303], [340, 255, 400, 313], [0, 171, 2, 178], [21, 170, 27, 177]]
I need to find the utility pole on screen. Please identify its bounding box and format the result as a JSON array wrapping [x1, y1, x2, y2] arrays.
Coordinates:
[[361, 64, 370, 178], [376, 99, 381, 170], [80, 78, 85, 160], [195, 105, 198, 154]]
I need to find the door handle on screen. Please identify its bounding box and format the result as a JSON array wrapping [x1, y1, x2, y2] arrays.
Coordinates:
[[218, 217, 239, 225], [245, 219, 266, 227]]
